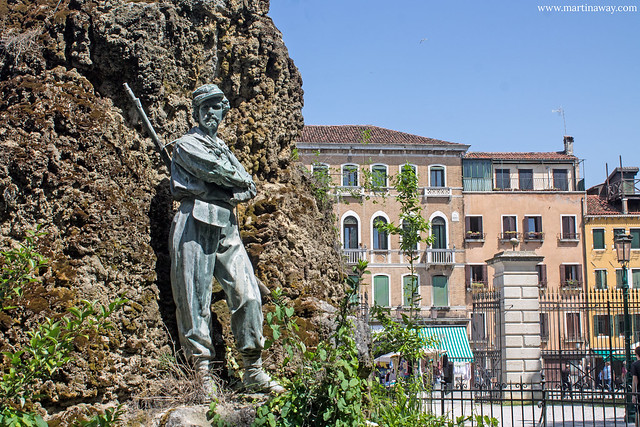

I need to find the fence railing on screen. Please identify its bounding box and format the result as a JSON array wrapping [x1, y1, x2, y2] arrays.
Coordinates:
[[463, 177, 583, 192], [375, 376, 634, 426]]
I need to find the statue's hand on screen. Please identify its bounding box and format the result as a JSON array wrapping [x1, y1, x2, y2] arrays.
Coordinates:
[[231, 183, 256, 204]]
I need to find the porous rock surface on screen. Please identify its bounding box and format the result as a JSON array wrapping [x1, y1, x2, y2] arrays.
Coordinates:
[[0, 0, 344, 417]]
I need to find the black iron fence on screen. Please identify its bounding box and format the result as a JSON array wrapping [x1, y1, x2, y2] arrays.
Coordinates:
[[412, 376, 634, 426]]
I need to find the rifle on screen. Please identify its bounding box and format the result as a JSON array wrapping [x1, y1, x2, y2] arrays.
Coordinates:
[[123, 83, 172, 170]]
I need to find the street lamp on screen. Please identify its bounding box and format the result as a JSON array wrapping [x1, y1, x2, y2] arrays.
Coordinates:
[[615, 233, 634, 423]]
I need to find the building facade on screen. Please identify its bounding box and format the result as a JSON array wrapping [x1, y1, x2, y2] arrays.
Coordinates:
[[584, 167, 640, 359], [297, 125, 471, 326]]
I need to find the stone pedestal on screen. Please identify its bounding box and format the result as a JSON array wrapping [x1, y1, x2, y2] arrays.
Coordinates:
[[487, 250, 544, 394]]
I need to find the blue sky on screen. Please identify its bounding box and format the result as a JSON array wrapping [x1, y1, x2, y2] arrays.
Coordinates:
[[268, 0, 639, 187]]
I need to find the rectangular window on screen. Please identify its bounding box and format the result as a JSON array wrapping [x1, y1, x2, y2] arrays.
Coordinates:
[[616, 269, 625, 289], [524, 216, 543, 240], [566, 313, 581, 340], [633, 269, 640, 289], [373, 275, 390, 307], [595, 270, 608, 290], [371, 165, 388, 189], [462, 159, 492, 191], [561, 216, 577, 240], [430, 166, 445, 187], [471, 313, 486, 341], [432, 275, 449, 307], [402, 275, 419, 306], [553, 169, 569, 191], [560, 264, 582, 287], [495, 168, 510, 189], [501, 215, 517, 240], [465, 264, 488, 288], [594, 315, 611, 336], [615, 314, 626, 336], [536, 264, 547, 287], [342, 165, 358, 187], [593, 229, 605, 250], [519, 169, 533, 190], [631, 229, 640, 249], [540, 313, 549, 341], [465, 216, 483, 240]]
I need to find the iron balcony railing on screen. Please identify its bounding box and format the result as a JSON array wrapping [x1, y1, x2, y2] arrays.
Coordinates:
[[463, 177, 584, 192]]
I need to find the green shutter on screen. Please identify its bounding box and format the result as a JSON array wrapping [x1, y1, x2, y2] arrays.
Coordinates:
[[403, 275, 418, 306], [432, 275, 448, 307], [631, 229, 640, 249], [633, 269, 640, 289], [373, 276, 389, 307], [593, 229, 605, 250]]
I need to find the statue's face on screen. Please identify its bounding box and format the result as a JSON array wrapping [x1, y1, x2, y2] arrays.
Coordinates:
[[197, 97, 225, 134]]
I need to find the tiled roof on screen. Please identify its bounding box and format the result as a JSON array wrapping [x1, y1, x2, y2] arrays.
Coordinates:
[[465, 152, 577, 161], [299, 125, 466, 147], [585, 194, 640, 215]]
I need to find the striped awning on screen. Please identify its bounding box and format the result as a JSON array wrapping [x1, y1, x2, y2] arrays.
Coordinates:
[[419, 326, 474, 362]]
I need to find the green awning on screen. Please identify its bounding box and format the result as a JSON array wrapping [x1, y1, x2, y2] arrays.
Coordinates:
[[593, 350, 625, 361], [419, 326, 474, 362]]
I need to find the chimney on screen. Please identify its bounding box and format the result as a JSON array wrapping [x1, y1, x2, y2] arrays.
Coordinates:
[[563, 135, 574, 155]]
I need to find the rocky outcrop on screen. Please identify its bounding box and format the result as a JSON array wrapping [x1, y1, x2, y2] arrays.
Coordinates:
[[0, 0, 344, 415]]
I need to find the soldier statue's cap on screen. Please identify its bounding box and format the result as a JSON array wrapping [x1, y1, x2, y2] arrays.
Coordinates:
[[192, 84, 225, 106]]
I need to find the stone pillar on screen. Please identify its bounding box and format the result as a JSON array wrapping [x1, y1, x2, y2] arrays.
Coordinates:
[[487, 250, 544, 390]]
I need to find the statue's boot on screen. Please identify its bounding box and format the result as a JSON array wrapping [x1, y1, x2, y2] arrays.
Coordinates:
[[243, 356, 285, 394], [195, 359, 218, 397]]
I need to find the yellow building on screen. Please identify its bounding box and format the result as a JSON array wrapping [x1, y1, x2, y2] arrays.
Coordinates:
[[584, 167, 640, 359]]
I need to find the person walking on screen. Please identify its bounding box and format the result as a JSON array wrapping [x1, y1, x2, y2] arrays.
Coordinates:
[[600, 361, 613, 392]]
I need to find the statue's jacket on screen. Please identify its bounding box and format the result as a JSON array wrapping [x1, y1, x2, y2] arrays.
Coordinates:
[[170, 127, 256, 226]]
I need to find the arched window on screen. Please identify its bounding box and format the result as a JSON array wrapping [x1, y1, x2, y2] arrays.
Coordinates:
[[432, 217, 446, 249], [373, 216, 389, 250], [342, 164, 358, 187], [373, 275, 390, 307], [312, 163, 329, 181], [343, 216, 359, 249], [430, 166, 445, 187]]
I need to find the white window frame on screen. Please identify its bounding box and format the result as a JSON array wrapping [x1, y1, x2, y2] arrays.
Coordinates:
[[428, 164, 447, 187], [594, 269, 608, 290], [501, 214, 519, 233], [341, 163, 359, 187], [370, 163, 389, 189], [401, 273, 421, 307], [592, 228, 606, 250], [341, 211, 362, 249], [372, 274, 391, 307], [398, 164, 419, 182], [560, 215, 578, 239], [429, 211, 449, 249], [371, 211, 391, 251]]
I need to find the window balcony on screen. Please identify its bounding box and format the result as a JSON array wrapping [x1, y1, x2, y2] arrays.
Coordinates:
[[523, 231, 544, 242], [499, 231, 521, 242], [423, 186, 452, 199], [342, 249, 367, 265], [335, 186, 364, 197], [425, 248, 456, 265], [558, 232, 580, 242], [465, 231, 486, 243]]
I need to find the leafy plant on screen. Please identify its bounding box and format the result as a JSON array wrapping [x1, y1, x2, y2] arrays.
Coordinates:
[[0, 226, 47, 310], [0, 229, 125, 425], [253, 270, 369, 426]]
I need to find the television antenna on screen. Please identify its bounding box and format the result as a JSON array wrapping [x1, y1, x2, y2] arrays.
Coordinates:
[[552, 107, 567, 135]]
